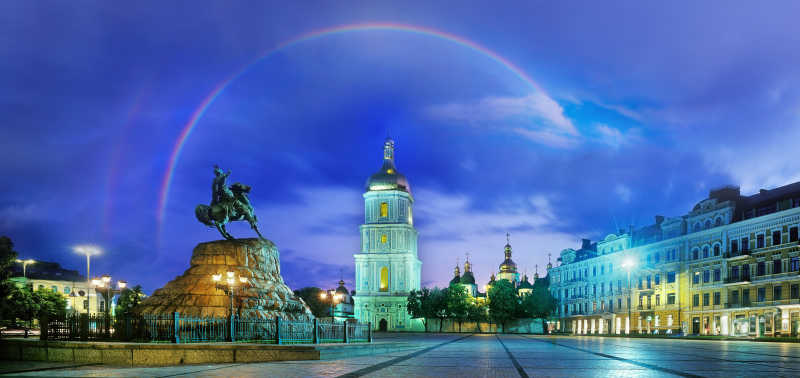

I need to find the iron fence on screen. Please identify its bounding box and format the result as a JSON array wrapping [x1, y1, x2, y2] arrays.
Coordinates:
[[40, 313, 371, 345]]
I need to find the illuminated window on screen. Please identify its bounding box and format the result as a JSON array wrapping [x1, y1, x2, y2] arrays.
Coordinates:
[[381, 234, 387, 244], [380, 267, 389, 292], [380, 202, 388, 217]]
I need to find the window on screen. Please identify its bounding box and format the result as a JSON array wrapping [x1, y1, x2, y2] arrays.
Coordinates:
[[703, 293, 710, 306], [731, 240, 739, 254], [791, 227, 799, 243], [731, 266, 740, 280], [654, 253, 660, 263], [742, 237, 749, 251], [715, 217, 722, 226], [791, 284, 799, 299], [693, 272, 700, 284], [667, 293, 676, 305], [51, 286, 58, 292], [593, 266, 596, 276], [667, 271, 676, 283], [757, 234, 765, 249], [774, 286, 782, 300], [692, 249, 699, 260], [655, 274, 661, 285], [693, 294, 700, 307], [646, 275, 651, 289], [99, 301, 105, 312], [703, 270, 710, 283], [694, 223, 701, 232], [713, 269, 721, 282], [703, 246, 709, 258], [757, 262, 766, 276], [730, 291, 739, 305], [791, 258, 800, 272], [655, 294, 661, 306], [380, 202, 388, 217], [64, 287, 70, 294], [757, 287, 766, 302], [609, 264, 613, 274], [705, 220, 712, 229], [618, 298, 622, 309], [742, 289, 750, 305], [379, 267, 389, 292], [773, 259, 782, 274], [713, 245, 720, 256], [601, 265, 604, 275], [713, 292, 721, 305], [381, 234, 387, 244], [773, 231, 781, 246], [37, 285, 44, 290], [742, 264, 750, 280]]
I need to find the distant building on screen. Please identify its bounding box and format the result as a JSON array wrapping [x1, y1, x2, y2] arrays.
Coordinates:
[[353, 138, 423, 332], [331, 279, 355, 321], [548, 182, 800, 337]]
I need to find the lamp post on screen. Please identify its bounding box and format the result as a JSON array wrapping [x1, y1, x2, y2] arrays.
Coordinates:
[[15, 259, 35, 278], [320, 290, 343, 320], [73, 245, 102, 285], [212, 272, 249, 318], [91, 275, 127, 336], [622, 259, 635, 335]]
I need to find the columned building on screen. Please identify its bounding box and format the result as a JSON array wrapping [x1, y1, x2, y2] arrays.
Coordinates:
[[353, 138, 423, 332], [549, 183, 800, 337]]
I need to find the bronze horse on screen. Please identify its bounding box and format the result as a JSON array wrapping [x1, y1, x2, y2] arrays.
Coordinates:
[[196, 182, 266, 240]]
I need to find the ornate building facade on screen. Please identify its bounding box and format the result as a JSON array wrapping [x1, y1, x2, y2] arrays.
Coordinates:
[[548, 183, 800, 337], [353, 138, 423, 332]]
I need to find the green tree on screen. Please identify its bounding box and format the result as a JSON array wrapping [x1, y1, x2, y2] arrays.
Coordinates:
[[488, 279, 517, 333], [0, 236, 19, 324], [529, 278, 556, 318], [32, 289, 67, 318], [293, 287, 329, 318], [446, 283, 470, 332], [116, 285, 145, 317], [407, 288, 432, 332], [466, 300, 487, 325], [430, 287, 449, 332]]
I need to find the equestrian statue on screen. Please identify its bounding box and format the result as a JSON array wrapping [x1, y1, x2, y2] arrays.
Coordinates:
[[195, 165, 266, 240]]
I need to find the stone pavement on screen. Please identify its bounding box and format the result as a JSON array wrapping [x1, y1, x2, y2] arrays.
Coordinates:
[[4, 333, 800, 377]]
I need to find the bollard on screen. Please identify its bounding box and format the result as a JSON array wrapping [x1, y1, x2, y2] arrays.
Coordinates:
[[313, 318, 319, 344], [173, 312, 180, 344]]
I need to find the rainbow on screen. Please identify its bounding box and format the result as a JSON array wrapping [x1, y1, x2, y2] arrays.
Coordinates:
[[157, 21, 550, 229]]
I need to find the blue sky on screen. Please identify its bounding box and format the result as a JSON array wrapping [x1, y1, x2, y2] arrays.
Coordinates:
[[2, 1, 800, 293]]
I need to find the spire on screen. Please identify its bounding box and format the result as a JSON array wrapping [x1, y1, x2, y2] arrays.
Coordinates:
[[547, 253, 553, 269], [534, 264, 539, 280], [383, 137, 395, 162]]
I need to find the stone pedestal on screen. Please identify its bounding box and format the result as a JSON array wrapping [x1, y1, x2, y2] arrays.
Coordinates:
[[136, 238, 313, 320]]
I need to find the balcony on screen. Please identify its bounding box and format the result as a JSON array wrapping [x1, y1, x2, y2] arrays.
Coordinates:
[[724, 276, 751, 285], [724, 250, 751, 259]]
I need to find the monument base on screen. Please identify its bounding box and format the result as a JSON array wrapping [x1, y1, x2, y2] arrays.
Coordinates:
[[136, 238, 313, 320]]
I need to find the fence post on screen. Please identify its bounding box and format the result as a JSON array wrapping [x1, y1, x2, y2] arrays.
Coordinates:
[[344, 321, 349, 344], [275, 317, 281, 345], [368, 322, 372, 343], [313, 318, 319, 344], [80, 313, 89, 341], [230, 314, 236, 343], [39, 314, 49, 341], [172, 312, 180, 344]]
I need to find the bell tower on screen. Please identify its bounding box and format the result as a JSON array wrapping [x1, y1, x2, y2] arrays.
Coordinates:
[[353, 138, 423, 331]]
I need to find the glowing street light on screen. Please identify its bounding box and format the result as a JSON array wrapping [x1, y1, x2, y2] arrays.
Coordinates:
[[15, 259, 35, 278], [73, 245, 102, 284], [212, 271, 250, 322]]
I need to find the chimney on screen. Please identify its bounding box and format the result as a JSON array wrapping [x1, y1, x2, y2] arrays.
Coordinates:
[[655, 215, 665, 224], [581, 239, 591, 250]]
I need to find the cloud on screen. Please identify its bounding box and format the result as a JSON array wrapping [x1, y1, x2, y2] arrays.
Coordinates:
[[594, 124, 642, 149], [614, 184, 632, 203], [425, 92, 580, 148], [414, 188, 582, 288]]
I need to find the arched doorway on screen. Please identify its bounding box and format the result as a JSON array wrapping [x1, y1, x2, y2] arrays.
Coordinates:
[[379, 318, 388, 332]]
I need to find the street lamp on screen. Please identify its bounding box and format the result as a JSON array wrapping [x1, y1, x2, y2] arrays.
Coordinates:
[[91, 275, 127, 336], [15, 259, 35, 278], [320, 290, 343, 320], [212, 272, 249, 318], [73, 245, 102, 285], [622, 259, 635, 335]]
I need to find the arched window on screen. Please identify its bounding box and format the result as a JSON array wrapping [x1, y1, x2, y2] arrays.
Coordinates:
[[713, 244, 720, 256], [694, 223, 701, 232], [715, 217, 722, 226], [692, 249, 699, 260], [704, 220, 712, 229], [380, 202, 388, 217], [379, 267, 389, 292], [702, 246, 709, 258]]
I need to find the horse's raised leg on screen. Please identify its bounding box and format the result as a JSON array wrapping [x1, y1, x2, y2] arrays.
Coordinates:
[[216, 223, 234, 240], [220, 224, 235, 240]]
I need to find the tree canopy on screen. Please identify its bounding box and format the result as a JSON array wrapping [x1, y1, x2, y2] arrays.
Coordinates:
[[116, 285, 145, 317], [487, 279, 518, 333], [293, 287, 330, 318]]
